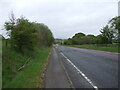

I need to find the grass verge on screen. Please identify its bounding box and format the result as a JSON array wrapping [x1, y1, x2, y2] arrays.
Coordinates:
[[3, 43, 51, 88], [65, 44, 119, 53]]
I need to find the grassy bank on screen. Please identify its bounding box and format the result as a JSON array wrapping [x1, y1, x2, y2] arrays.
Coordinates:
[[65, 44, 119, 53], [3, 41, 51, 88]]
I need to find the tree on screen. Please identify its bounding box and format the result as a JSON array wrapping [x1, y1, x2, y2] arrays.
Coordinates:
[[100, 25, 114, 44], [64, 33, 96, 45], [4, 12, 16, 37], [94, 34, 104, 44], [35, 23, 54, 46], [109, 16, 120, 43], [64, 38, 73, 45], [72, 32, 86, 45], [85, 34, 96, 44], [72, 32, 85, 39], [5, 15, 38, 52], [109, 16, 120, 32]]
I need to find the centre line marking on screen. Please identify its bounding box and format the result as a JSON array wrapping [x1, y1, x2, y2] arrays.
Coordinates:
[[60, 52, 98, 90]]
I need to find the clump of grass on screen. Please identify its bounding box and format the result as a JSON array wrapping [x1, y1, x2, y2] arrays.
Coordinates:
[[3, 43, 51, 88], [2, 43, 29, 86]]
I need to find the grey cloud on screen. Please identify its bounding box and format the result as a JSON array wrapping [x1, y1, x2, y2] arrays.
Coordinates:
[[0, 0, 118, 39]]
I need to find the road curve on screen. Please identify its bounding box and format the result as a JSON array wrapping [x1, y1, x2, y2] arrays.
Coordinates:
[[55, 45, 118, 88]]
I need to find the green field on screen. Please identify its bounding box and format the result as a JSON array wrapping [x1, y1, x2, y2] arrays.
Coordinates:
[[66, 44, 119, 53], [2, 40, 51, 88]]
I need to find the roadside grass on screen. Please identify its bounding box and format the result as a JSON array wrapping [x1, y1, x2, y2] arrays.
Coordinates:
[[65, 44, 119, 53], [3, 41, 51, 88]]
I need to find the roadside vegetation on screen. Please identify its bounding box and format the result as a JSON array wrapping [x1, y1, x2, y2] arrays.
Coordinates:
[[3, 45, 51, 88], [2, 13, 54, 88], [66, 44, 119, 52], [63, 16, 120, 53]]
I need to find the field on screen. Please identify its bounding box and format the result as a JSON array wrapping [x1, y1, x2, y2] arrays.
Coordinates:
[[2, 40, 51, 88], [66, 44, 119, 53]]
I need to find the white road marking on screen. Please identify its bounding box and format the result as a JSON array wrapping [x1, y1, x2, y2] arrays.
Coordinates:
[[60, 52, 98, 90]]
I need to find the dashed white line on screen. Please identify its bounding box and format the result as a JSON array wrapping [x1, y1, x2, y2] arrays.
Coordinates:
[[60, 52, 98, 90]]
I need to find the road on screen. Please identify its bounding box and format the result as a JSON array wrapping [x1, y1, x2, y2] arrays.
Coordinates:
[[45, 45, 119, 89], [45, 48, 72, 88]]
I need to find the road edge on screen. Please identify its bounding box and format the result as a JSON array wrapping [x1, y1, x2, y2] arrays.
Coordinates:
[[39, 48, 52, 88], [55, 47, 75, 89], [62, 45, 120, 54]]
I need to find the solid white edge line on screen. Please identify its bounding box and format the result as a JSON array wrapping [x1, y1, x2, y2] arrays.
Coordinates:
[[60, 52, 98, 90]]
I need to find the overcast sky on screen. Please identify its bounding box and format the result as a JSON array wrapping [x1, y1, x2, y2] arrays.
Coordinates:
[[0, 0, 119, 39]]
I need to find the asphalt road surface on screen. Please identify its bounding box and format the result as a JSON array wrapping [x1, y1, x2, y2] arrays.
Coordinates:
[[45, 45, 119, 89], [45, 48, 71, 88]]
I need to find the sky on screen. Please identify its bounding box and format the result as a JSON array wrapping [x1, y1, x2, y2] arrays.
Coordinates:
[[0, 0, 119, 39]]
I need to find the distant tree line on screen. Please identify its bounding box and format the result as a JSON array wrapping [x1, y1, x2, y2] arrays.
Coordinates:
[[4, 13, 54, 53], [64, 16, 120, 45]]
